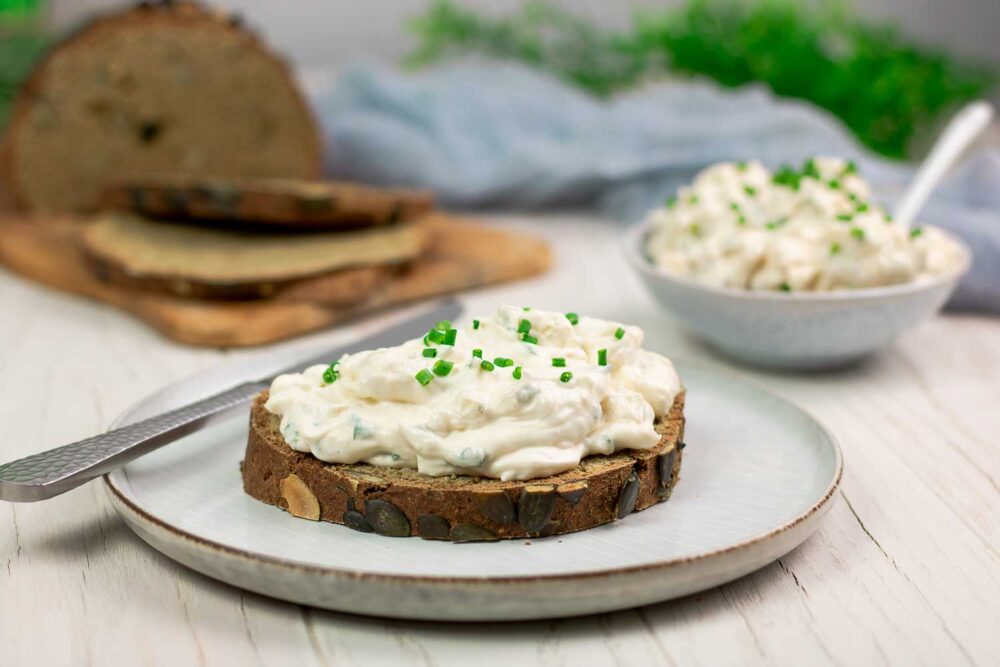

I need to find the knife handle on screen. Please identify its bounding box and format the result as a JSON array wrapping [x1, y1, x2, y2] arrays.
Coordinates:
[[0, 382, 265, 502]]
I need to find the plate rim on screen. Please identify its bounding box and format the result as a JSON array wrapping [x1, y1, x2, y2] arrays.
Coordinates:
[[103, 360, 844, 586]]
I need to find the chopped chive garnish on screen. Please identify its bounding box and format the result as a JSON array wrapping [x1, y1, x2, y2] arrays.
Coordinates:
[[856, 203, 869, 213], [322, 364, 339, 384], [522, 306, 531, 311], [480, 360, 495, 371], [910, 227, 924, 238], [472, 319, 480, 330], [472, 348, 483, 358], [517, 319, 532, 334], [836, 213, 853, 222], [848, 192, 859, 202], [779, 282, 792, 292], [688, 195, 699, 204], [434, 320, 452, 331], [422, 348, 437, 358], [565, 312, 579, 325], [598, 348, 608, 366], [885, 214, 894, 222], [551, 357, 566, 367], [422, 335, 430, 346], [851, 227, 866, 241], [688, 223, 702, 237], [830, 242, 842, 255], [772, 165, 801, 190], [738, 215, 747, 226], [494, 357, 513, 367], [666, 196, 678, 208], [426, 328, 446, 344], [559, 371, 573, 383], [443, 329, 458, 346], [844, 160, 858, 175], [743, 184, 757, 196], [614, 327, 626, 340], [432, 359, 454, 377], [415, 369, 434, 386], [802, 158, 820, 179], [512, 366, 522, 380], [730, 202, 741, 212], [765, 218, 787, 230], [737, 161, 748, 171], [828, 179, 841, 190], [522, 334, 538, 345]]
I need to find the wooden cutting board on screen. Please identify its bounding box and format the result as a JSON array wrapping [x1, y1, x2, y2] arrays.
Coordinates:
[[0, 214, 551, 347]]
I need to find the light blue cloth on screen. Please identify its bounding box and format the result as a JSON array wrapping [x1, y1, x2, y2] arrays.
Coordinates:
[[313, 62, 1000, 313]]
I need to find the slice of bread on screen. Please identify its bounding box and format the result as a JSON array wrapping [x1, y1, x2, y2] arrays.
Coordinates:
[[100, 176, 436, 229], [81, 213, 428, 300], [0, 2, 321, 212], [242, 391, 686, 541]]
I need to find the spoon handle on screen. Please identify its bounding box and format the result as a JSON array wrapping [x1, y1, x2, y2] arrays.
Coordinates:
[[893, 101, 994, 229]]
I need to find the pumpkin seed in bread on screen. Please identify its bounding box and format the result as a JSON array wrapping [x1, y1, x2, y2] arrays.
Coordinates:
[[242, 391, 685, 541], [100, 176, 435, 229], [82, 214, 427, 300], [0, 2, 321, 212]]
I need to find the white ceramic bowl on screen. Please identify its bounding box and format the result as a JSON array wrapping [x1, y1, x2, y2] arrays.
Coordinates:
[[624, 222, 971, 369]]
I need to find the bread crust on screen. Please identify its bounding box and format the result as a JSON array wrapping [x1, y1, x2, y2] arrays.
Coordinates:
[[0, 1, 322, 212], [241, 391, 686, 541]]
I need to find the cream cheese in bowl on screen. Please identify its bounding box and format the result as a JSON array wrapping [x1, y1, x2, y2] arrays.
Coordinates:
[[265, 305, 682, 481], [626, 157, 971, 368], [644, 158, 965, 292]]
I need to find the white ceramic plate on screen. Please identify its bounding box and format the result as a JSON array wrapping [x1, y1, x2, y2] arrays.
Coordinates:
[[104, 360, 842, 621]]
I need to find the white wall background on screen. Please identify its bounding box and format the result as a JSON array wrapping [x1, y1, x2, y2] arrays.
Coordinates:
[[49, 0, 1000, 69]]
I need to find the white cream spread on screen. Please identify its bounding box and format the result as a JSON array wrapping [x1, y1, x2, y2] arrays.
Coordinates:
[[645, 157, 965, 291], [265, 305, 682, 481]]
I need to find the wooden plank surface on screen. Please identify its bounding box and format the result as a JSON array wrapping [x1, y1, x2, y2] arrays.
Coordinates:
[[1, 215, 997, 667]]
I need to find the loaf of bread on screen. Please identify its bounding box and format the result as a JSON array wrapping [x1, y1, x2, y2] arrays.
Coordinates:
[[0, 1, 322, 212], [242, 391, 686, 541]]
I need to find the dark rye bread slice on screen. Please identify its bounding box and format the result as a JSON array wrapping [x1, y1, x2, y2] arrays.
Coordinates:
[[100, 176, 436, 229], [81, 213, 428, 300], [0, 2, 321, 212], [242, 391, 686, 541]]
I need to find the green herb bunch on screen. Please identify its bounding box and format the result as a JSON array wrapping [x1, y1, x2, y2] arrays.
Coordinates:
[[406, 0, 995, 158]]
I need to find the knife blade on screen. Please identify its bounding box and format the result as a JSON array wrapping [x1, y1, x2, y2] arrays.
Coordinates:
[[0, 299, 462, 502]]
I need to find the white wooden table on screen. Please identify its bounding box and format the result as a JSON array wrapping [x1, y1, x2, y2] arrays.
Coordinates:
[[1, 215, 997, 667]]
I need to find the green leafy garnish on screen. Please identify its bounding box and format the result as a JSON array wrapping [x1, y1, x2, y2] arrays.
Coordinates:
[[551, 357, 566, 367], [422, 348, 437, 358], [480, 360, 495, 371], [597, 348, 608, 366], [666, 195, 678, 208], [565, 312, 579, 325], [415, 369, 434, 386], [743, 184, 757, 197], [494, 357, 514, 367], [517, 318, 532, 334], [512, 366, 523, 380], [472, 348, 483, 358], [836, 213, 854, 222], [559, 371, 573, 383], [522, 334, 539, 345], [443, 329, 458, 345], [322, 362, 340, 384], [830, 242, 842, 255], [910, 227, 924, 238], [851, 227, 866, 241], [472, 319, 480, 330], [779, 282, 792, 292], [614, 326, 626, 340], [426, 328, 447, 344]]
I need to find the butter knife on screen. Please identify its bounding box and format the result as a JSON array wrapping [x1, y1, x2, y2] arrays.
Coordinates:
[[0, 299, 462, 502]]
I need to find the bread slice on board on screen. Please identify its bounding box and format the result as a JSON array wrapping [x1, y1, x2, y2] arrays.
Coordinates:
[[100, 176, 435, 229], [0, 213, 552, 347], [0, 2, 321, 212], [81, 213, 428, 300], [242, 391, 686, 541]]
